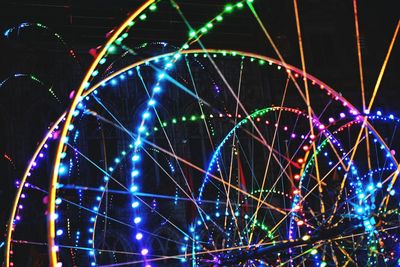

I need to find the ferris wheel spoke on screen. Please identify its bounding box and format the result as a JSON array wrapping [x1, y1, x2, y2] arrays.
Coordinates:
[[249, 76, 292, 244], [220, 59, 246, 246]]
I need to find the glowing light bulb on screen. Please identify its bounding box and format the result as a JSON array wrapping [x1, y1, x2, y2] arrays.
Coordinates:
[[149, 4, 157, 11], [224, 4, 233, 12], [141, 248, 149, 255], [130, 185, 138, 192], [142, 112, 150, 119], [58, 165, 66, 175], [148, 99, 156, 106], [135, 233, 143, 240]]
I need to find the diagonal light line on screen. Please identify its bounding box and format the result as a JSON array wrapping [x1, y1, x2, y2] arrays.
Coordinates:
[[353, 0, 366, 112], [249, 76, 290, 244], [293, 0, 325, 218], [367, 20, 400, 112]]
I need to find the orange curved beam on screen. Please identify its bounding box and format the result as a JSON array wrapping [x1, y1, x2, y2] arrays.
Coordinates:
[[47, 1, 155, 266], [4, 115, 65, 267]]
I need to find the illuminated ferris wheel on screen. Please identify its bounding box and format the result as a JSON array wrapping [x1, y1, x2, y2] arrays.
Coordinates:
[[4, 0, 400, 266]]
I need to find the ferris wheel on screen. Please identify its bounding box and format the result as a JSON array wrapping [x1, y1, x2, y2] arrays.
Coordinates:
[[4, 0, 400, 266]]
